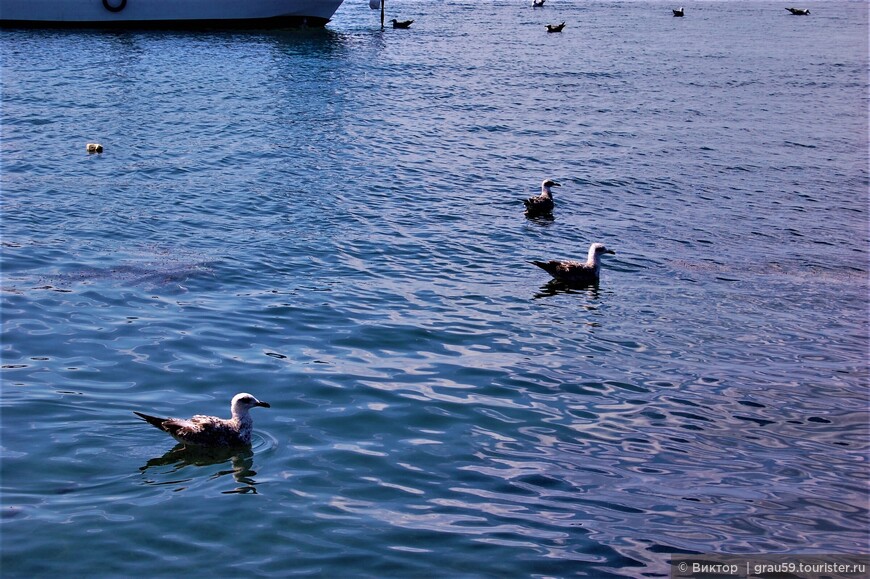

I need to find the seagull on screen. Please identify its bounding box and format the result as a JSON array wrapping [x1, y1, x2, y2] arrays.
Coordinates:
[[523, 179, 562, 217], [673, 7, 684, 17], [785, 7, 810, 15], [533, 0, 545, 7], [524, 179, 560, 217], [133, 393, 270, 447], [391, 18, 414, 28], [546, 22, 566, 32], [531, 243, 616, 284]]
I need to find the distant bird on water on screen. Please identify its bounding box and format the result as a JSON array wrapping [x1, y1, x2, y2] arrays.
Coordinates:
[[785, 7, 810, 15], [134, 393, 271, 447], [673, 7, 684, 17], [533, 0, 545, 7], [531, 243, 616, 285], [391, 18, 414, 28], [546, 22, 566, 32], [524, 179, 560, 217]]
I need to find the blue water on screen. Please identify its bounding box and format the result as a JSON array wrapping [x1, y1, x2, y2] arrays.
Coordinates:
[[1, 1, 868, 576]]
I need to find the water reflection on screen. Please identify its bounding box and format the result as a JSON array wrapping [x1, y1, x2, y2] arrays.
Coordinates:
[[525, 213, 556, 225], [139, 444, 260, 495], [533, 279, 602, 300]]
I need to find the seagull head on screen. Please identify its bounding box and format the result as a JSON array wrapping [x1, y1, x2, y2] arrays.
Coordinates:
[[587, 243, 616, 264], [231, 392, 271, 419], [542, 179, 561, 192]]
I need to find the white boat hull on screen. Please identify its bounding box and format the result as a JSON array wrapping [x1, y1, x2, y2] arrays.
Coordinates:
[[0, 0, 345, 26]]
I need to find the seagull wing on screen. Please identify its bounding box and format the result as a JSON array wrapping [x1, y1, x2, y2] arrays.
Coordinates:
[[532, 260, 595, 282], [167, 415, 236, 445], [524, 195, 554, 214], [558, 261, 593, 276], [135, 411, 239, 446]]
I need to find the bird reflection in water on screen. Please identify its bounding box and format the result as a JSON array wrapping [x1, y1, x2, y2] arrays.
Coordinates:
[[533, 279, 602, 301], [139, 444, 260, 495]]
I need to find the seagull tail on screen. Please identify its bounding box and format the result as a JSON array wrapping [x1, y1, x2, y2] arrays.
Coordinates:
[[133, 411, 168, 430], [530, 260, 558, 276]]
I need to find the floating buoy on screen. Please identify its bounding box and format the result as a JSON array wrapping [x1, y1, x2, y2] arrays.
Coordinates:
[[86, 143, 103, 154]]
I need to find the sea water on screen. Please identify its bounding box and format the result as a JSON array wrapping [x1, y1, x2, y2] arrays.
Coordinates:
[[1, 1, 868, 577]]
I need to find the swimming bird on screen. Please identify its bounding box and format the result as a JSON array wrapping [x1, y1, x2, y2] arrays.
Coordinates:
[[86, 143, 103, 154], [134, 393, 270, 447], [531, 243, 616, 284], [391, 18, 414, 28], [673, 7, 684, 17], [785, 7, 810, 15], [546, 22, 565, 32], [533, 0, 545, 7], [524, 178, 560, 217]]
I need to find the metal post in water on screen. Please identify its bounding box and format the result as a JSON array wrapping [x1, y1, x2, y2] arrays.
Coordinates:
[[381, 0, 385, 30]]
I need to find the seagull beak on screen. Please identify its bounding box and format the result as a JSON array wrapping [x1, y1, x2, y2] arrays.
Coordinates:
[[606, 249, 616, 255], [256, 401, 271, 408]]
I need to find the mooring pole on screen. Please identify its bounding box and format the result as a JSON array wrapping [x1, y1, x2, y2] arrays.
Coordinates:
[[380, 0, 385, 29]]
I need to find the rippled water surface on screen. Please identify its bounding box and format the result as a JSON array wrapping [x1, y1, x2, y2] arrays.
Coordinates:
[[2, 1, 868, 576]]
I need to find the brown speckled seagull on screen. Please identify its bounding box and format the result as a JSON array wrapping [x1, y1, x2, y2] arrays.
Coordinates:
[[524, 179, 560, 217], [134, 393, 270, 447], [531, 243, 616, 284]]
